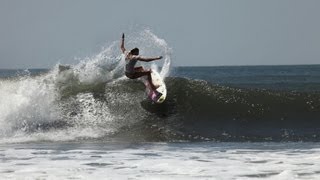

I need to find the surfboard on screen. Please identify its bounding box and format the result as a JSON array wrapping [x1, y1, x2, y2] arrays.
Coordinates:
[[144, 70, 167, 103]]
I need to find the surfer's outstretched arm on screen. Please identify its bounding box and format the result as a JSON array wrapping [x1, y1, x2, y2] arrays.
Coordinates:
[[136, 56, 163, 62], [120, 33, 126, 53]]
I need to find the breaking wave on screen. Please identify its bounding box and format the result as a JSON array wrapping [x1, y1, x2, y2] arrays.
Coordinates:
[[1, 30, 320, 143]]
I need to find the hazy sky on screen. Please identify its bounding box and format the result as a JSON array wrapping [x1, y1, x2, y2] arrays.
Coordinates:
[[1, 0, 320, 68]]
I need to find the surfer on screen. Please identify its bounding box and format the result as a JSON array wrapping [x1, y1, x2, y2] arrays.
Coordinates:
[[121, 33, 163, 91]]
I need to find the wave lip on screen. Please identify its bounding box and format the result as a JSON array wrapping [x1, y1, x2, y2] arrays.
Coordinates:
[[0, 29, 173, 144]]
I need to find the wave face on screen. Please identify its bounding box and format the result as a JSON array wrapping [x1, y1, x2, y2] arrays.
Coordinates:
[[157, 78, 320, 142], [1, 31, 320, 143]]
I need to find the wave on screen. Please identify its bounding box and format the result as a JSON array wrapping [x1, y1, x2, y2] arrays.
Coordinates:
[[2, 74, 320, 143], [0, 29, 173, 143], [75, 77, 319, 142], [1, 31, 320, 143]]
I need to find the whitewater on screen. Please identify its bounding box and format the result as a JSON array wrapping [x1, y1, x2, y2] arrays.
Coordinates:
[[0, 29, 171, 143], [1, 30, 320, 179]]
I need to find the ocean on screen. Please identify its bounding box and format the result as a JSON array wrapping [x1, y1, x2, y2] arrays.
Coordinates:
[[1, 65, 320, 179], [1, 31, 320, 179]]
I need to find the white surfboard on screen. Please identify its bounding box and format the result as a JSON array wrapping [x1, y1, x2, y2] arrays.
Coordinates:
[[144, 70, 167, 103]]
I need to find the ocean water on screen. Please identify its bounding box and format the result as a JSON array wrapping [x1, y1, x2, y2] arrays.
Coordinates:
[[1, 30, 320, 179], [1, 142, 320, 179]]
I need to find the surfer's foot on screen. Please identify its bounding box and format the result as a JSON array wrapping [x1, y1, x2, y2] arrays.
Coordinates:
[[155, 91, 163, 99], [153, 84, 160, 90]]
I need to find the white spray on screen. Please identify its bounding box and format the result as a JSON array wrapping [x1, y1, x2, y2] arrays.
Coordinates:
[[0, 29, 172, 143]]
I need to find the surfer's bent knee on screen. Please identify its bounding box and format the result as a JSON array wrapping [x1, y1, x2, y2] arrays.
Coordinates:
[[125, 72, 135, 79]]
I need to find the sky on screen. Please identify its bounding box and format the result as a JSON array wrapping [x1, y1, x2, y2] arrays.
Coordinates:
[[0, 0, 320, 68]]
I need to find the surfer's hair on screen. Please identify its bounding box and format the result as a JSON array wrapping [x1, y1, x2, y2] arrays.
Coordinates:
[[130, 48, 139, 55]]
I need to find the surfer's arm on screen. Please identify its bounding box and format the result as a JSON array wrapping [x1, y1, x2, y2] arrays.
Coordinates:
[[120, 33, 126, 53], [135, 56, 163, 62]]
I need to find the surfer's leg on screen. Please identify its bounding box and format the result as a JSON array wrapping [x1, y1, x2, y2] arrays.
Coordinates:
[[134, 66, 144, 72], [128, 70, 159, 90], [145, 71, 158, 90]]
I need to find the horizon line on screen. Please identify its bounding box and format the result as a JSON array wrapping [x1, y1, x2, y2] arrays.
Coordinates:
[[1, 63, 320, 70]]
